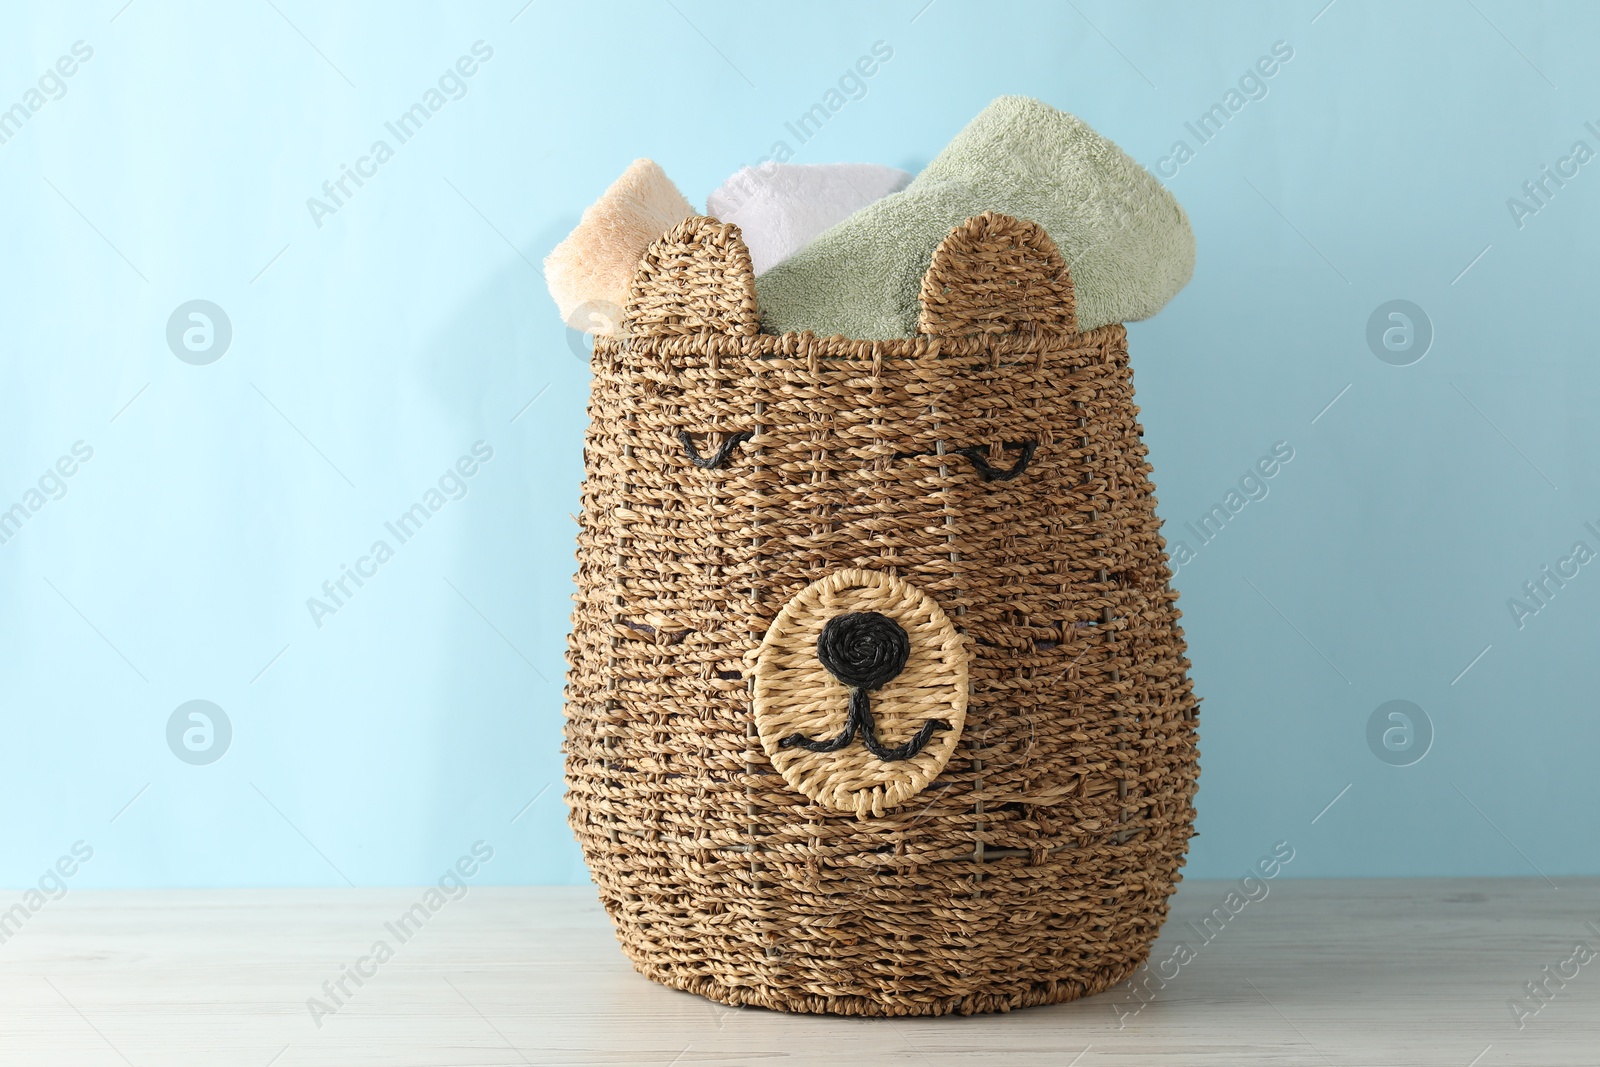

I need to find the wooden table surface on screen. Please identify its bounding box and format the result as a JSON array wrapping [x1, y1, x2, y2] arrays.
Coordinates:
[[1, 878, 1595, 1066]]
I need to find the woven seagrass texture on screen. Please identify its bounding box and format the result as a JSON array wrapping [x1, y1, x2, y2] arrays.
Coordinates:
[[565, 212, 1199, 1016]]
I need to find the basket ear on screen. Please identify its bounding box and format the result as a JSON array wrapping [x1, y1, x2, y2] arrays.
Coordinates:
[[917, 212, 1078, 338], [625, 215, 761, 338]]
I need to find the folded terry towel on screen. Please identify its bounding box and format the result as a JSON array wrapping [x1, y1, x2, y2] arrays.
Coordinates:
[[754, 97, 1194, 336], [707, 163, 912, 275], [544, 158, 694, 331]]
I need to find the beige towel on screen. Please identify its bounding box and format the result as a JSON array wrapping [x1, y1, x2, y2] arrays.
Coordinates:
[[544, 159, 694, 331]]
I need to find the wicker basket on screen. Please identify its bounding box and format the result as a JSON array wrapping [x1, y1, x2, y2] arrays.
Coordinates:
[[564, 211, 1199, 1016]]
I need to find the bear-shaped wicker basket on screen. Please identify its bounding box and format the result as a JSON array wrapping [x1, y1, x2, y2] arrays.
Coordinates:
[[564, 211, 1199, 1016]]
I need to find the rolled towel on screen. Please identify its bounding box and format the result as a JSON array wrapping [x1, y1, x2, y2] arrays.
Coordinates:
[[544, 158, 695, 331], [707, 163, 912, 275], [755, 96, 1195, 337]]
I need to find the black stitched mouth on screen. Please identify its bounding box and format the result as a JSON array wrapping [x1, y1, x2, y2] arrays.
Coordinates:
[[780, 689, 950, 762], [894, 440, 1037, 482]]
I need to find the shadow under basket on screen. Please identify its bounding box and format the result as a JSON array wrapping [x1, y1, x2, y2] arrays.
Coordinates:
[[564, 212, 1199, 1016]]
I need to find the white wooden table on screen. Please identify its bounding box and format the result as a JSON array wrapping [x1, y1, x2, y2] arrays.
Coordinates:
[[2, 879, 1594, 1066]]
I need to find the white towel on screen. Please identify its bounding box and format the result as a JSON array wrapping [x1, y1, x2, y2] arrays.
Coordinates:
[[706, 163, 912, 276]]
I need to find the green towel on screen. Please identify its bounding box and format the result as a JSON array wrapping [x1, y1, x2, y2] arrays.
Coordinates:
[[754, 96, 1194, 336]]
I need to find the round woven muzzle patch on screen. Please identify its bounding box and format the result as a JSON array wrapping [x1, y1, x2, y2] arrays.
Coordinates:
[[751, 569, 968, 818]]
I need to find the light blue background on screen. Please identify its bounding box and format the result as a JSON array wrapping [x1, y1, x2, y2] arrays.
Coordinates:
[[2, 0, 1594, 889]]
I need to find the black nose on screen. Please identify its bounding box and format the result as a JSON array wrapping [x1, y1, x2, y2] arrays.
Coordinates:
[[817, 612, 910, 690]]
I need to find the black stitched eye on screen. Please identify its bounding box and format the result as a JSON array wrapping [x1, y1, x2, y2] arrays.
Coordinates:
[[677, 428, 752, 470], [895, 440, 1037, 481], [954, 440, 1036, 481]]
